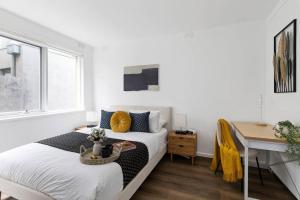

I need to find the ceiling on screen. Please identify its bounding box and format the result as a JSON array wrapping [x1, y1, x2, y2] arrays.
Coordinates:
[[0, 0, 279, 46]]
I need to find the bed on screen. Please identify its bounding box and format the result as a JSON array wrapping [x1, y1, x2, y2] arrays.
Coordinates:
[[0, 105, 172, 200]]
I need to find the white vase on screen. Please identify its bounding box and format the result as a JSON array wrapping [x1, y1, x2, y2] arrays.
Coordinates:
[[93, 141, 102, 156]]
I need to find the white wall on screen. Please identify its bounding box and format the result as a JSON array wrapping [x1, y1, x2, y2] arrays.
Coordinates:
[[0, 112, 85, 152], [94, 21, 266, 156], [265, 0, 300, 198], [265, 0, 300, 124], [0, 9, 94, 152]]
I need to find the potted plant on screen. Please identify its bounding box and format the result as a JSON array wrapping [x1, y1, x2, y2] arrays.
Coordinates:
[[274, 120, 300, 162], [87, 128, 106, 156]]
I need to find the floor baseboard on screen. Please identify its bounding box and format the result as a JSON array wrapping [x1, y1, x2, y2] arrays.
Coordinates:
[[196, 151, 269, 169]]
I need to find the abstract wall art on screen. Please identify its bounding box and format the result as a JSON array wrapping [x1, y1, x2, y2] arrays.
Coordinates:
[[124, 64, 159, 91], [273, 19, 297, 93]]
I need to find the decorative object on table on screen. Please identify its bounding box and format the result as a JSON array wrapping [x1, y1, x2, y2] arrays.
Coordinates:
[[124, 64, 159, 91], [86, 111, 99, 126], [168, 131, 197, 165], [273, 19, 297, 93], [110, 111, 131, 132], [79, 144, 122, 165], [92, 141, 102, 156], [101, 144, 113, 158], [255, 94, 267, 126], [113, 141, 137, 152], [274, 120, 300, 161], [175, 130, 194, 135], [87, 128, 106, 156], [174, 113, 187, 131]]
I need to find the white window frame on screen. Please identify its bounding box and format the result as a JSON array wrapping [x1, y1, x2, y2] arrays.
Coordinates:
[[46, 47, 84, 112], [0, 31, 85, 120]]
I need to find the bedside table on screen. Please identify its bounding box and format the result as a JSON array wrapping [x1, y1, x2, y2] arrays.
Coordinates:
[[74, 124, 97, 131], [168, 131, 197, 165]]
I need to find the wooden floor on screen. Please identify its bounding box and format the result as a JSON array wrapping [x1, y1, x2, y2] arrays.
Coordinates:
[[131, 155, 296, 200], [1, 155, 295, 200]]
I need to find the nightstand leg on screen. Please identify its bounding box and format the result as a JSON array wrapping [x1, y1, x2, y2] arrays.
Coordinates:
[[192, 157, 195, 165], [170, 153, 173, 162]]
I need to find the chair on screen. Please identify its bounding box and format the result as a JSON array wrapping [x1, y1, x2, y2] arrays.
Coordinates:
[[214, 121, 264, 187]]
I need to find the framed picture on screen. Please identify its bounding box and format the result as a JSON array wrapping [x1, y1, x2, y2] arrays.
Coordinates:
[[273, 19, 297, 93], [124, 64, 159, 91]]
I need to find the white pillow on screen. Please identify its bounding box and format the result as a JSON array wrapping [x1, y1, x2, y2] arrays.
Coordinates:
[[129, 110, 160, 133], [159, 119, 167, 130], [149, 111, 160, 133]]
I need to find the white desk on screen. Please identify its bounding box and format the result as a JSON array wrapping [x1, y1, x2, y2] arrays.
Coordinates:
[[232, 122, 288, 200]]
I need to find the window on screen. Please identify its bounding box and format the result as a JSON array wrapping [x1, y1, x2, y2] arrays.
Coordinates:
[[0, 35, 41, 113], [48, 49, 82, 111], [0, 34, 83, 116]]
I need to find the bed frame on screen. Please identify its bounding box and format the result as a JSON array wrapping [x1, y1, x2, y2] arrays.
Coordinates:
[[0, 105, 172, 200]]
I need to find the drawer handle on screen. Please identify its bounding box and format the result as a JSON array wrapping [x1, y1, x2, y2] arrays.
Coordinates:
[[178, 145, 184, 148]]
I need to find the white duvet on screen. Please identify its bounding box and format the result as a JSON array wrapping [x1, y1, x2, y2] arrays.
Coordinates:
[[0, 128, 167, 200]]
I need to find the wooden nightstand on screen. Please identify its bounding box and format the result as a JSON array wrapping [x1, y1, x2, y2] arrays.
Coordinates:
[[74, 125, 97, 131], [168, 131, 197, 165]]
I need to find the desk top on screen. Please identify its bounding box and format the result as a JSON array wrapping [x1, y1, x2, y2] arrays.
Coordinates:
[[232, 121, 286, 143]]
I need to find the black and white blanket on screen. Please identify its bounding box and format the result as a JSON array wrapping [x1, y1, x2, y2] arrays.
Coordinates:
[[37, 132, 149, 187], [0, 128, 167, 200]]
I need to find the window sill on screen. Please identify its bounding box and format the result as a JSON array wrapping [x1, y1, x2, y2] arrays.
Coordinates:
[[0, 109, 85, 123]]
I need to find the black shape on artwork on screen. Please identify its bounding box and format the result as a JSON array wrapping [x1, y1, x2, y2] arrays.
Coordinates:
[[124, 68, 158, 91]]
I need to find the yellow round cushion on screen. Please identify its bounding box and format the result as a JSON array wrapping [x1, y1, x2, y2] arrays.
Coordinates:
[[110, 111, 131, 133]]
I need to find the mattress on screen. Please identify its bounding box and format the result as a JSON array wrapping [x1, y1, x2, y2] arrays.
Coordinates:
[[0, 128, 167, 200]]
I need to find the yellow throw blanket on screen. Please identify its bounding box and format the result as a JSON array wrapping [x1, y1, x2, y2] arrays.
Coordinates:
[[210, 119, 243, 182]]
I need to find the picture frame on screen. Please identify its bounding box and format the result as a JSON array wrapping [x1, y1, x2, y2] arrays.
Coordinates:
[[273, 19, 297, 93], [123, 64, 159, 91]]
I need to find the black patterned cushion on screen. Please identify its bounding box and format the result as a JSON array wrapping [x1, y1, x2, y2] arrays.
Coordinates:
[[130, 112, 150, 132], [100, 110, 114, 129]]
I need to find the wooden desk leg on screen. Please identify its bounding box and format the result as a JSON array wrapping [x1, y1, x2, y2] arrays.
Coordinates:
[[170, 153, 173, 162], [244, 145, 249, 200], [192, 157, 195, 165]]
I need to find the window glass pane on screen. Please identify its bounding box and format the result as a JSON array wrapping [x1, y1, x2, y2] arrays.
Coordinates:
[[48, 49, 80, 110], [0, 36, 41, 113]]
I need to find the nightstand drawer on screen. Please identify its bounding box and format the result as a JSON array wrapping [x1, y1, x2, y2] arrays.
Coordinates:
[[168, 135, 195, 146], [168, 144, 196, 155]]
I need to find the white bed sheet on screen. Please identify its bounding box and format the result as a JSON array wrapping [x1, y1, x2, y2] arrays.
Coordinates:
[[0, 128, 167, 200], [78, 128, 168, 160]]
